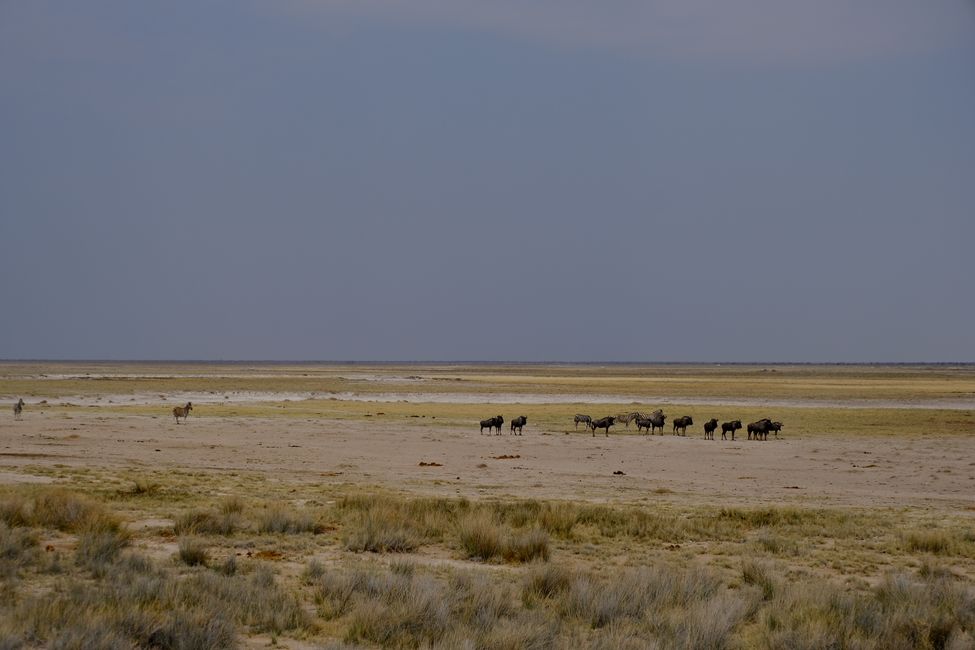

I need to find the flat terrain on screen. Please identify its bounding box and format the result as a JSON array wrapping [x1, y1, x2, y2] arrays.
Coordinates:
[[2, 362, 973, 510], [1, 362, 974, 648]]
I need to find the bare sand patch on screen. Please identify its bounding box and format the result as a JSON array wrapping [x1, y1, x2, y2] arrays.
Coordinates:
[[1, 412, 972, 512]]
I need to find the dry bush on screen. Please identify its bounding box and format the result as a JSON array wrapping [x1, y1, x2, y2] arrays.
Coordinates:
[[0, 495, 30, 528], [177, 536, 209, 566], [345, 574, 452, 647], [344, 508, 419, 553], [448, 572, 516, 631], [741, 560, 778, 601], [523, 562, 574, 604], [904, 530, 956, 555], [179, 566, 310, 634], [456, 513, 549, 563], [75, 529, 131, 574], [32, 490, 119, 534], [174, 508, 241, 536], [457, 512, 504, 561], [257, 505, 318, 534], [755, 570, 975, 650], [0, 489, 120, 535], [502, 529, 550, 563], [0, 523, 39, 573], [125, 477, 159, 496], [218, 497, 245, 515], [562, 565, 722, 629]]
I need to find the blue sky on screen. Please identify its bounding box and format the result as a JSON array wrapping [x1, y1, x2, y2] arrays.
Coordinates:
[[1, 1, 973, 361]]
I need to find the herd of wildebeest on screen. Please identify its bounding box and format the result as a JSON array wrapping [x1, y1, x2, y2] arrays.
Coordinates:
[[480, 410, 783, 441], [11, 397, 782, 441]]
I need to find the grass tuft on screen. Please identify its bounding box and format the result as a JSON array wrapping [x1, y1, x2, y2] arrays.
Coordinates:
[[178, 537, 209, 566]]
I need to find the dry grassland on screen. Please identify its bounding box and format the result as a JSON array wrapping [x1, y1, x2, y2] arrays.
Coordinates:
[[1, 362, 974, 648]]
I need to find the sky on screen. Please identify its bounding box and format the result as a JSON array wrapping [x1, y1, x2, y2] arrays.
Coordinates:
[[1, 1, 973, 362]]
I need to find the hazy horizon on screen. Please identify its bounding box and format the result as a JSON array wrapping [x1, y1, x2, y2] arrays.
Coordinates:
[[2, 2, 973, 363]]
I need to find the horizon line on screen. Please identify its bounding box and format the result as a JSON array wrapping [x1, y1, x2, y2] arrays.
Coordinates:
[[1, 359, 973, 367]]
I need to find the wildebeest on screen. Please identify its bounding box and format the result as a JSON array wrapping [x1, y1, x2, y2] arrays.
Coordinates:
[[173, 402, 193, 424], [573, 414, 591, 429], [480, 415, 504, 435], [616, 412, 641, 428], [590, 416, 615, 437], [510, 415, 527, 435], [703, 418, 718, 440], [672, 415, 693, 436], [649, 412, 666, 434], [721, 420, 742, 440], [747, 418, 772, 441], [13, 398, 24, 420], [636, 412, 666, 435], [767, 421, 783, 438]]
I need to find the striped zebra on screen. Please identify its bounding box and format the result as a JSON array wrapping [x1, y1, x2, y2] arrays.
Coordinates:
[[13, 398, 24, 420], [573, 414, 591, 429], [173, 402, 193, 424], [616, 412, 641, 428]]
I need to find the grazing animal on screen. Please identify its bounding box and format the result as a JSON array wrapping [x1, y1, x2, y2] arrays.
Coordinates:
[[173, 402, 193, 424], [510, 415, 527, 435], [616, 412, 641, 428], [492, 415, 505, 434], [747, 419, 772, 441], [635, 416, 654, 433], [767, 421, 783, 438], [574, 414, 591, 429], [703, 418, 719, 440], [13, 398, 24, 420], [672, 415, 693, 436], [721, 420, 742, 440], [480, 415, 504, 435], [590, 416, 615, 437], [648, 412, 666, 434]]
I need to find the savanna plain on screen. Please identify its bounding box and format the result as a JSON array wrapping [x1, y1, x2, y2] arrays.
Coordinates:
[[1, 362, 974, 649]]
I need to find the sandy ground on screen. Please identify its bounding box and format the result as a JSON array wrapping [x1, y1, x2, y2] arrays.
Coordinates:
[[1, 410, 973, 513]]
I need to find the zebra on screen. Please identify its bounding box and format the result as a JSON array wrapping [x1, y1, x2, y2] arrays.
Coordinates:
[[573, 414, 591, 429], [13, 398, 24, 420], [173, 402, 193, 424], [616, 412, 641, 428]]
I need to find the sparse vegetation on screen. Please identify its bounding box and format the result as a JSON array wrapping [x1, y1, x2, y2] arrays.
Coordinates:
[[1, 363, 974, 647]]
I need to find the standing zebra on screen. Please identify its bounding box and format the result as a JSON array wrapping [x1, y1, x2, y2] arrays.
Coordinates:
[[173, 402, 193, 424], [573, 414, 591, 429], [616, 412, 641, 428], [13, 398, 24, 420]]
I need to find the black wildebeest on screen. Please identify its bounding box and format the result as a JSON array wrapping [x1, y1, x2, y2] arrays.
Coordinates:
[[747, 418, 772, 441], [672, 415, 693, 436], [510, 415, 527, 435], [703, 418, 719, 440], [649, 412, 666, 434], [590, 416, 615, 437], [173, 402, 193, 424], [721, 420, 742, 440], [13, 398, 24, 420], [574, 414, 591, 429], [480, 415, 503, 434]]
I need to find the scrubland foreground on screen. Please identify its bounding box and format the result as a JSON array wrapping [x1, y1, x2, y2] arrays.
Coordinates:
[[1, 362, 974, 648], [1, 479, 974, 649]]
